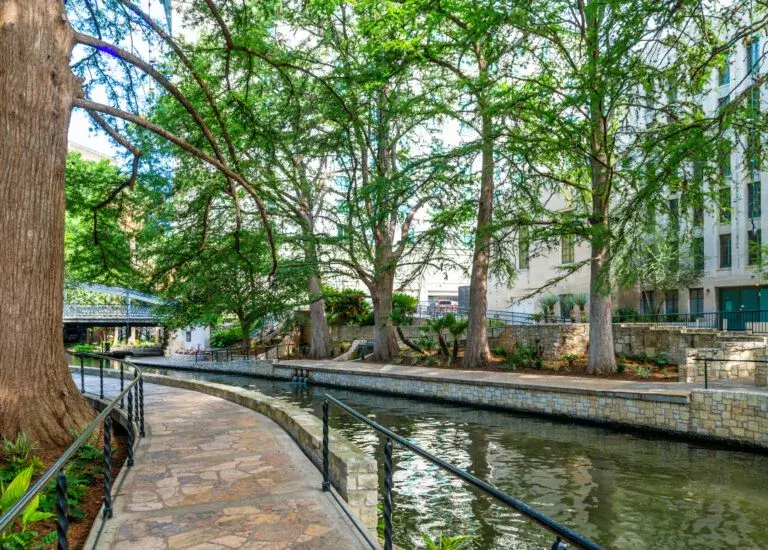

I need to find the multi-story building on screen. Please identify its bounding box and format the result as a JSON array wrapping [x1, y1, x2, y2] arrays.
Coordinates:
[[488, 34, 767, 318]]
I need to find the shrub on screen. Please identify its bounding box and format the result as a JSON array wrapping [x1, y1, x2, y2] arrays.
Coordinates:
[[0, 466, 54, 548], [491, 347, 508, 358], [561, 353, 579, 369], [422, 534, 472, 550], [70, 343, 98, 353], [504, 343, 542, 370], [211, 325, 243, 348], [616, 361, 627, 375], [324, 287, 371, 325], [654, 351, 670, 367], [614, 307, 639, 322], [632, 365, 652, 378]]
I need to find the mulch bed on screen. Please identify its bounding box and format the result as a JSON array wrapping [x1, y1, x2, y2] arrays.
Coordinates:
[[364, 352, 679, 382]]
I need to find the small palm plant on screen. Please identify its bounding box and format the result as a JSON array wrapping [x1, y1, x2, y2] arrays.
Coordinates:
[[559, 294, 576, 321], [538, 294, 558, 320], [448, 318, 469, 361], [573, 293, 588, 322]]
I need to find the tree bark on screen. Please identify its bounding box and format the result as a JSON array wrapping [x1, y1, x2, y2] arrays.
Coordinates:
[[462, 97, 493, 369], [0, 0, 95, 447], [238, 317, 251, 353], [585, 0, 616, 375], [396, 326, 424, 354], [371, 273, 400, 362], [304, 235, 331, 359]]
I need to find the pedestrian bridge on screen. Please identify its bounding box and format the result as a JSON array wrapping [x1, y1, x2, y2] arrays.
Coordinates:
[[63, 283, 165, 327]]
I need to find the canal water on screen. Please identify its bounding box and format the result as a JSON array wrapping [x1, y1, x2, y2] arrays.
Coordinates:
[[75, 359, 768, 549]]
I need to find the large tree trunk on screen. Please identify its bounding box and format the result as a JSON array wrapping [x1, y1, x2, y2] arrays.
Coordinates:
[[371, 274, 400, 362], [462, 100, 493, 369], [0, 0, 95, 447], [587, 242, 615, 374], [304, 236, 331, 359], [585, 0, 616, 375], [238, 317, 251, 354]]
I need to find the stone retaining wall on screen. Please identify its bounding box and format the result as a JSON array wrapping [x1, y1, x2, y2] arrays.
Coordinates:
[[492, 324, 589, 360], [679, 345, 766, 383], [71, 366, 378, 533], [277, 361, 768, 450]]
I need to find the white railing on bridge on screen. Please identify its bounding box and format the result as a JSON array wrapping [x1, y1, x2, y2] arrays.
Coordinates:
[[62, 304, 157, 320]]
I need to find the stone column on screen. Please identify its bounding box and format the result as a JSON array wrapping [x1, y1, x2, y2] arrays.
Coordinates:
[[756, 363, 767, 386]]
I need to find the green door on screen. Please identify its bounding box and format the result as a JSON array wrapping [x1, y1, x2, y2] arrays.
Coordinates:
[[720, 288, 743, 330]]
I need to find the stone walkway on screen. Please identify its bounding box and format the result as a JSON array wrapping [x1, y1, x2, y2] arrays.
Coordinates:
[[277, 359, 768, 396], [79, 376, 369, 550]]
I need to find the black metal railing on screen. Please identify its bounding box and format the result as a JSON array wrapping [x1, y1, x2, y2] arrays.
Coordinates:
[[0, 353, 145, 549], [699, 357, 768, 389], [321, 394, 604, 550], [613, 309, 768, 333]]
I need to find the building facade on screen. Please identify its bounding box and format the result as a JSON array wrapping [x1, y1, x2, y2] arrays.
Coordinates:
[[488, 34, 768, 318]]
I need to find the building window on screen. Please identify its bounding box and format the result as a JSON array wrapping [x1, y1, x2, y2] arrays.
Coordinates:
[[747, 37, 760, 75], [642, 291, 655, 315], [665, 292, 679, 315], [690, 288, 704, 314], [748, 229, 762, 265], [561, 234, 575, 264], [748, 130, 761, 172], [693, 206, 704, 228], [720, 233, 732, 268], [519, 228, 530, 269], [719, 187, 732, 223], [719, 56, 731, 86], [720, 150, 732, 178], [748, 181, 761, 219], [693, 236, 705, 273], [185, 330, 192, 343]]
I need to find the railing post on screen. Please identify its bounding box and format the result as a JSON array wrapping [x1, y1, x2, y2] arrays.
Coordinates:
[[383, 438, 393, 550], [79, 355, 85, 393], [99, 357, 104, 399], [139, 376, 145, 438], [127, 389, 135, 467], [704, 358, 709, 390], [56, 470, 69, 550], [551, 537, 567, 550], [103, 415, 113, 519], [322, 400, 330, 491], [120, 363, 125, 409]]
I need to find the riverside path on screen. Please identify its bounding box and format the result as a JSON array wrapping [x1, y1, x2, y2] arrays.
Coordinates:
[[77, 375, 369, 550]]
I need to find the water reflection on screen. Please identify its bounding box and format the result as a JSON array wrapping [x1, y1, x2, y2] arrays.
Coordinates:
[[72, 360, 768, 549]]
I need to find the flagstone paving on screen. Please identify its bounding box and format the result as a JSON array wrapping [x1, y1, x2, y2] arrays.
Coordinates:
[[79, 376, 370, 550]]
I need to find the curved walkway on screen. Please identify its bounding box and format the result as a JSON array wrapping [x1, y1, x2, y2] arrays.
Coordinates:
[[78, 376, 368, 550]]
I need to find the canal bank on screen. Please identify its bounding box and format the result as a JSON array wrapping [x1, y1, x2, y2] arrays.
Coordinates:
[[75, 361, 768, 549], [130, 356, 768, 450]]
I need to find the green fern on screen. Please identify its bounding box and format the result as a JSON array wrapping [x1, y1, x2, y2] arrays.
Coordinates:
[[422, 534, 472, 550]]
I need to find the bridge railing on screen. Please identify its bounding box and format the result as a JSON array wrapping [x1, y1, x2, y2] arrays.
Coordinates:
[[0, 353, 145, 548], [322, 394, 604, 550], [63, 304, 156, 319]]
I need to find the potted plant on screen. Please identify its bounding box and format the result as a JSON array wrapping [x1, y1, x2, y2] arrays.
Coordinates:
[[573, 293, 588, 322], [559, 294, 576, 322], [538, 294, 558, 321]]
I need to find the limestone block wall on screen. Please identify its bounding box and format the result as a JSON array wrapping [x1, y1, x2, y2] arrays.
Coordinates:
[[493, 324, 590, 360], [689, 390, 768, 448], [678, 343, 767, 383], [612, 325, 722, 364]]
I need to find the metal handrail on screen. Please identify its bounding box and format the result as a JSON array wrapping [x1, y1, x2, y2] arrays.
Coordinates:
[[701, 357, 768, 389], [0, 353, 145, 548], [321, 394, 604, 550]]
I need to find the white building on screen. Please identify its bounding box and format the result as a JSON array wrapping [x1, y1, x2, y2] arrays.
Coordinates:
[[488, 34, 768, 318]]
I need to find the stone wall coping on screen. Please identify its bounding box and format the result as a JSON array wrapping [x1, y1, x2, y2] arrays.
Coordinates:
[[279, 360, 691, 404]]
